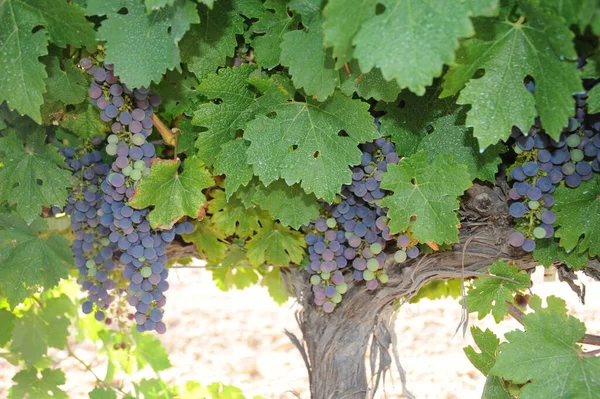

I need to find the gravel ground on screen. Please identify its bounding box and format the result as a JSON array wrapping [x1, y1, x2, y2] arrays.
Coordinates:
[[1, 266, 598, 398]]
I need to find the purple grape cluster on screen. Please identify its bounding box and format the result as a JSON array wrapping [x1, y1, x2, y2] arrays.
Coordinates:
[[305, 138, 421, 312], [62, 137, 117, 322], [80, 58, 195, 333], [507, 89, 600, 252]]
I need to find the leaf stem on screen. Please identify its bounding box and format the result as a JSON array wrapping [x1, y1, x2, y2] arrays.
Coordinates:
[[150, 114, 178, 148]]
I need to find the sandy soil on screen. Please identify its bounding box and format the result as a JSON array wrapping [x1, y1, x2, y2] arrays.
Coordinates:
[[1, 266, 598, 399]]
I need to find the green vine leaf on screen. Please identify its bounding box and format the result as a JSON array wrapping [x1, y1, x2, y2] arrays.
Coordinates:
[[89, 387, 117, 399], [261, 267, 289, 305], [465, 261, 530, 323], [380, 151, 472, 244], [250, 0, 299, 69], [245, 91, 380, 202], [0, 130, 71, 224], [88, 0, 199, 88], [8, 368, 68, 399], [340, 60, 401, 102], [60, 104, 108, 140], [553, 179, 600, 257], [441, 2, 583, 147], [587, 84, 600, 114], [491, 295, 600, 399], [44, 57, 88, 105], [0, 309, 16, 347], [213, 140, 254, 198], [182, 219, 228, 265], [180, 0, 245, 79], [0, 213, 72, 307], [133, 330, 171, 371], [212, 246, 260, 290], [280, 16, 339, 101], [129, 156, 214, 229], [464, 326, 500, 376], [246, 222, 305, 267], [351, 0, 477, 95], [248, 180, 320, 229], [208, 189, 270, 239], [380, 86, 504, 181], [192, 65, 290, 166]]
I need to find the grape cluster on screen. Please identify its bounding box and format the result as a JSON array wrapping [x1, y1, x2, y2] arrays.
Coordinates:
[[305, 138, 420, 312], [507, 90, 600, 252], [61, 137, 117, 322], [72, 58, 196, 333]]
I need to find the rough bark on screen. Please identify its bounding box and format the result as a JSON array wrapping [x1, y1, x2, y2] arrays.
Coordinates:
[[167, 181, 600, 399]]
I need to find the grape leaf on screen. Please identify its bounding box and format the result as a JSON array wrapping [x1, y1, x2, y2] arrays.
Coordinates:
[[0, 129, 71, 224], [322, 0, 376, 67], [146, 0, 175, 10], [441, 3, 583, 148], [250, 0, 299, 69], [182, 219, 228, 264], [465, 261, 530, 323], [464, 326, 500, 375], [0, 1, 48, 123], [261, 267, 289, 305], [212, 246, 260, 290], [248, 180, 320, 229], [89, 0, 199, 88], [352, 0, 476, 95], [44, 57, 88, 105], [409, 279, 462, 303], [129, 156, 214, 229], [246, 222, 305, 267], [245, 91, 380, 202], [380, 151, 472, 244], [340, 60, 401, 102], [491, 295, 600, 399], [587, 84, 600, 114], [10, 314, 47, 365], [213, 140, 254, 198], [553, 179, 600, 257], [481, 376, 512, 399], [465, 0, 500, 17], [192, 65, 291, 166], [280, 16, 339, 101], [60, 104, 107, 140], [0, 309, 16, 346], [152, 69, 201, 120], [380, 86, 504, 181], [8, 368, 67, 399], [209, 189, 270, 238], [180, 0, 244, 79], [89, 387, 117, 399], [0, 0, 95, 122], [136, 379, 179, 398], [37, 296, 73, 350], [133, 330, 171, 371], [533, 238, 589, 270]]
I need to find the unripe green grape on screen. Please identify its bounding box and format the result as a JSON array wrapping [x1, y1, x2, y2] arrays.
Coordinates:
[[321, 272, 331, 280], [326, 218, 337, 228], [139, 256, 146, 262], [378, 273, 389, 283], [130, 169, 142, 181], [336, 283, 348, 294], [570, 149, 584, 162], [363, 270, 375, 281], [107, 134, 119, 144], [566, 134, 581, 148], [310, 275, 321, 285], [100, 237, 110, 246], [367, 258, 379, 271], [86, 259, 95, 269], [132, 134, 146, 146], [370, 242, 382, 255], [394, 250, 407, 263], [514, 146, 523, 154], [106, 143, 118, 156], [533, 226, 546, 239], [134, 160, 146, 170], [122, 166, 133, 176], [141, 266, 152, 278], [88, 267, 97, 277], [331, 293, 342, 304], [528, 200, 539, 210]]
